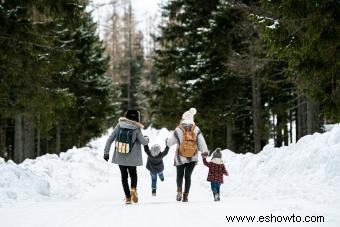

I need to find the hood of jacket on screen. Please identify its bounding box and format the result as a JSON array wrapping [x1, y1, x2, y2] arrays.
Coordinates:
[[118, 117, 144, 129]]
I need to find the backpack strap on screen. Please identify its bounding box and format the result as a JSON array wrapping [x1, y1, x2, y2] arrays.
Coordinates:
[[178, 125, 185, 133], [178, 124, 195, 133], [190, 124, 196, 133]]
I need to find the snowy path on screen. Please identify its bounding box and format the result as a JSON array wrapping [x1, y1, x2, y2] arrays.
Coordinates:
[[1, 166, 338, 227], [1, 127, 340, 227]]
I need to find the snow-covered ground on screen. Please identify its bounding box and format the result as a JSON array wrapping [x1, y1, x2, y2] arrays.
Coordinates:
[[0, 126, 339, 227]]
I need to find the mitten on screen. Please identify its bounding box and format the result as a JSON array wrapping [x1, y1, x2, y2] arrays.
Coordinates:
[[165, 137, 172, 147], [201, 152, 209, 157], [103, 153, 109, 161]]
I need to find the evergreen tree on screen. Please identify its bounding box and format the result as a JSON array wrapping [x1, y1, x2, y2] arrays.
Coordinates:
[[57, 12, 114, 150], [257, 0, 340, 125], [0, 0, 115, 162]]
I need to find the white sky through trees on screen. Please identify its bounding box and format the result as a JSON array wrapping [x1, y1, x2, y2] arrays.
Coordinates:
[[89, 0, 163, 46]]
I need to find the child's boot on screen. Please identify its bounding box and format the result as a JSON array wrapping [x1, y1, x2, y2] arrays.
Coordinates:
[[130, 187, 138, 203], [152, 188, 156, 196], [176, 187, 182, 201], [214, 193, 220, 201], [182, 192, 188, 202]]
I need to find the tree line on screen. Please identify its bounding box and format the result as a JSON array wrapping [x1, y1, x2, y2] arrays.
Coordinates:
[[150, 0, 339, 153], [0, 0, 339, 162], [0, 0, 116, 162]]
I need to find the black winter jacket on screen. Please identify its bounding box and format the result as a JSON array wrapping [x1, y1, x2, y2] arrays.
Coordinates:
[[144, 145, 169, 173]]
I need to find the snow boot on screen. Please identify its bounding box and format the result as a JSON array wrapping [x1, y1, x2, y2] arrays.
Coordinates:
[[130, 188, 138, 203], [176, 187, 182, 201], [152, 188, 156, 196], [182, 193, 188, 202], [125, 197, 132, 204], [214, 193, 220, 202], [160, 176, 164, 181]]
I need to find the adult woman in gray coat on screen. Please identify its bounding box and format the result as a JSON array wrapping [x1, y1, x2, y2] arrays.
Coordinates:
[[167, 108, 209, 202], [103, 110, 149, 204]]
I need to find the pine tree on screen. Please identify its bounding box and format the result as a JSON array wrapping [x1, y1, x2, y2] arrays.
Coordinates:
[[0, 0, 114, 162], [257, 0, 340, 127]]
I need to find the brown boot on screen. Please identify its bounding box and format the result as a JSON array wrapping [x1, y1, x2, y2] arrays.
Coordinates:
[[176, 187, 182, 201], [182, 192, 188, 202], [125, 197, 132, 204], [130, 188, 138, 203]]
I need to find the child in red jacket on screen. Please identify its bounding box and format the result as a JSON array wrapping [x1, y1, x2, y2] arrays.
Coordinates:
[[202, 148, 228, 201]]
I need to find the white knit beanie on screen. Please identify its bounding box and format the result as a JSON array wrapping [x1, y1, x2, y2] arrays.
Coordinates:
[[182, 108, 197, 124]]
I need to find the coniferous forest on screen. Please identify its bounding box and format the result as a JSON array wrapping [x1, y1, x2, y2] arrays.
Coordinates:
[[0, 0, 339, 163]]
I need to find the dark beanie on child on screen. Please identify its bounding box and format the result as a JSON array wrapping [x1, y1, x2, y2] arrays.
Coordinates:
[[212, 148, 222, 159], [126, 110, 140, 122]]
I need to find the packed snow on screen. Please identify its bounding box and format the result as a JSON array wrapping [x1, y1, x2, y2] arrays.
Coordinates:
[[0, 126, 339, 227]]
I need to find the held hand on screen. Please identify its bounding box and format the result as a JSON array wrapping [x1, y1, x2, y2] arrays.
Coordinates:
[[201, 152, 209, 158], [165, 137, 172, 147], [144, 136, 150, 143], [103, 153, 109, 161]]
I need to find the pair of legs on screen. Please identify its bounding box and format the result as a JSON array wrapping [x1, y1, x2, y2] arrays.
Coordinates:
[[211, 181, 221, 201], [150, 171, 164, 189], [210, 181, 221, 194], [176, 162, 196, 194], [119, 165, 137, 198]]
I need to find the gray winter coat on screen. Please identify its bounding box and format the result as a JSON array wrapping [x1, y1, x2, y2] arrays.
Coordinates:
[[104, 117, 148, 166]]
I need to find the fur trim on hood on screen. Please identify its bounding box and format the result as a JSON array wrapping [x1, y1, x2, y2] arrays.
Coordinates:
[[211, 158, 224, 165], [119, 117, 144, 129]]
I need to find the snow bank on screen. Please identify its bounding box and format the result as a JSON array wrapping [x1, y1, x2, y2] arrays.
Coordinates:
[[0, 147, 114, 204], [1, 125, 339, 209], [0, 160, 50, 203], [221, 126, 340, 206], [0, 127, 169, 204]]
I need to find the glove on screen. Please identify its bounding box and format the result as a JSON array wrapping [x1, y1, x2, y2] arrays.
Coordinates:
[[144, 136, 150, 143], [201, 152, 209, 158], [103, 153, 109, 161]]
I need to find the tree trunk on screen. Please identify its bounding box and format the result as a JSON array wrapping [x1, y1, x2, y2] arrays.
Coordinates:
[[252, 76, 262, 153], [275, 114, 283, 147], [297, 96, 307, 140], [23, 115, 35, 159], [14, 115, 23, 163], [307, 99, 320, 134], [36, 115, 41, 157], [289, 110, 293, 144], [45, 139, 49, 154], [56, 123, 61, 154], [226, 119, 234, 151], [0, 118, 6, 159], [283, 114, 289, 145]]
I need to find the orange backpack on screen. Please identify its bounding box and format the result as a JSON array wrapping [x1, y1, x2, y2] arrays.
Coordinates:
[[178, 124, 197, 157]]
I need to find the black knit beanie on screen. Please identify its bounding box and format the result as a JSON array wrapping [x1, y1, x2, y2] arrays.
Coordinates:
[[126, 110, 140, 122]]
